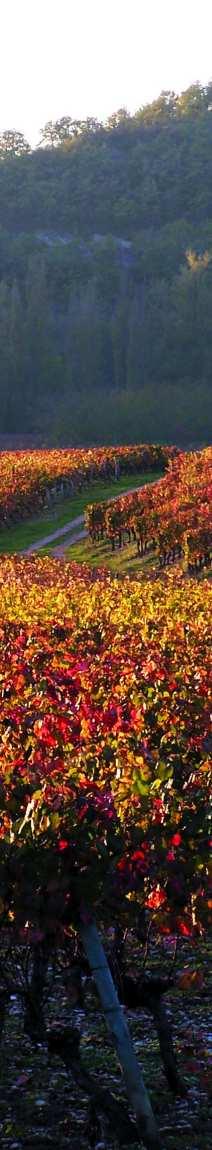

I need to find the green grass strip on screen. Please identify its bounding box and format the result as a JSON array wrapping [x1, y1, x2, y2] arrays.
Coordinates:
[[0, 472, 162, 554]]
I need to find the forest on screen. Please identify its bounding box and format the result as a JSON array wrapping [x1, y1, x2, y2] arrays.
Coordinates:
[[0, 81, 212, 442]]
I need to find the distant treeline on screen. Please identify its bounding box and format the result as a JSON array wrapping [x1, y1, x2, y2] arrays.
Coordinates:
[[0, 82, 212, 442]]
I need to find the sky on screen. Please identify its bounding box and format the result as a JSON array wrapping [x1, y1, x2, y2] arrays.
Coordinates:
[[1, 0, 212, 145]]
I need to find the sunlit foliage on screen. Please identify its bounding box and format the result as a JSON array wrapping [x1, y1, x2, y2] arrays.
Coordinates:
[[0, 444, 174, 527], [86, 448, 212, 570], [0, 554, 210, 943]]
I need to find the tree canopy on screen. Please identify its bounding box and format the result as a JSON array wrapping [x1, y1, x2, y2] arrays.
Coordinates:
[[0, 81, 212, 441]]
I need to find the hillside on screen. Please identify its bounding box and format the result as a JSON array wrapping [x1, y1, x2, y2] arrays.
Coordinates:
[[0, 83, 212, 442]]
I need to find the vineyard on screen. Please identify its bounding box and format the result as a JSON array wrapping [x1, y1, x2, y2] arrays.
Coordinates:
[[85, 447, 212, 573], [0, 444, 174, 528], [0, 556, 210, 938], [0, 446, 211, 1149]]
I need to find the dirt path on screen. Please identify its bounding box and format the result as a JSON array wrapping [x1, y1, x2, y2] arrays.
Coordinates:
[[23, 483, 150, 556], [23, 513, 85, 553], [53, 528, 87, 556]]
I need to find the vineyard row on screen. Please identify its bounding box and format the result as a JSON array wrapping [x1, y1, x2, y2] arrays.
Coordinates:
[[0, 443, 176, 527], [85, 448, 212, 571]]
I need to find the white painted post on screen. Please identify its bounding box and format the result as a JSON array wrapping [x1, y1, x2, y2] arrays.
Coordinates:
[[80, 919, 163, 1149]]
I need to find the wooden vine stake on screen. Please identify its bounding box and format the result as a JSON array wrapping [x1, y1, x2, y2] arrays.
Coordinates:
[[80, 918, 163, 1150]]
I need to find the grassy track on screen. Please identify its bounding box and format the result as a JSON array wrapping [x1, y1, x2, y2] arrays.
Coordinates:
[[65, 537, 212, 579], [0, 472, 161, 554], [65, 534, 154, 574]]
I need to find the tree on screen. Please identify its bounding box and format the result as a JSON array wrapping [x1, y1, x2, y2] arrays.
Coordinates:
[[7, 280, 25, 425], [106, 107, 131, 130], [39, 116, 88, 148], [0, 281, 10, 422], [1, 79, 212, 437], [39, 119, 59, 148], [136, 91, 177, 125], [0, 130, 30, 157], [25, 257, 52, 394], [83, 116, 102, 134], [175, 83, 208, 117], [111, 296, 129, 389]]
